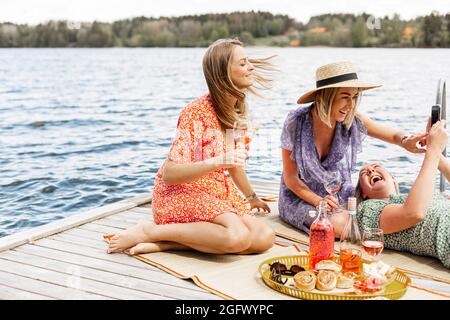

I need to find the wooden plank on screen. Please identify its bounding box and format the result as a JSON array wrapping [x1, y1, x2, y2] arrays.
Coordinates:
[[0, 250, 214, 300], [0, 200, 137, 252], [0, 258, 168, 300], [125, 193, 152, 206], [129, 207, 153, 214], [0, 269, 111, 300], [0, 284, 56, 300], [49, 233, 109, 250], [93, 217, 135, 229], [14, 242, 211, 292], [80, 222, 126, 234], [101, 213, 146, 225], [64, 227, 118, 242], [252, 179, 279, 186], [27, 238, 163, 270], [253, 185, 279, 191], [113, 210, 153, 223]]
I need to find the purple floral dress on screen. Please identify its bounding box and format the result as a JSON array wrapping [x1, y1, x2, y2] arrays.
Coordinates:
[[279, 104, 367, 233]]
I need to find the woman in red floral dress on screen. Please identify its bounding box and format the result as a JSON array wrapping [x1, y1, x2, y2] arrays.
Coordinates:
[[108, 39, 276, 255]]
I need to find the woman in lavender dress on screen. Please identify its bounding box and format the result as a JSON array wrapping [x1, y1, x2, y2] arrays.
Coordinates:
[[279, 61, 427, 235]]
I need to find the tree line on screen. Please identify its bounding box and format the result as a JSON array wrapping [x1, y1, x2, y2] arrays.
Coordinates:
[[0, 11, 449, 48]]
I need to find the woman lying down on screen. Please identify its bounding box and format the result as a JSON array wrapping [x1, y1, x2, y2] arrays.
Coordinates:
[[349, 120, 449, 268]]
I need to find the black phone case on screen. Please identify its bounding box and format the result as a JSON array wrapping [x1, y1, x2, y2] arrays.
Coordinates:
[[431, 105, 441, 125]]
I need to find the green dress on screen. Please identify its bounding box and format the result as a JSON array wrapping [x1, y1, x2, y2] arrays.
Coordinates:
[[357, 194, 450, 269]]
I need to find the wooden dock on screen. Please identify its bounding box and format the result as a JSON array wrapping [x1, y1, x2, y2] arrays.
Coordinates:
[[0, 180, 448, 300]]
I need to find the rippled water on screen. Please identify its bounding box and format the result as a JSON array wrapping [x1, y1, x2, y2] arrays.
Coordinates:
[[1, 48, 449, 237]]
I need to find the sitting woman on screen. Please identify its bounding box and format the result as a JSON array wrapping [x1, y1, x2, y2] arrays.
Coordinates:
[[108, 38, 276, 255], [355, 120, 449, 268], [280, 61, 427, 235]]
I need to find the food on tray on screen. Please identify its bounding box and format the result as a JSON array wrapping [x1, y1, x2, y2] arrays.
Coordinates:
[[336, 272, 356, 289], [294, 271, 317, 292], [315, 260, 342, 273], [266, 256, 401, 299], [316, 270, 337, 291], [354, 276, 383, 293], [362, 261, 396, 284]]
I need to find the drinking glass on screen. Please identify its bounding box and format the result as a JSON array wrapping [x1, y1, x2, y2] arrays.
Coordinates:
[[233, 119, 254, 147], [323, 171, 342, 214], [233, 119, 254, 166], [361, 228, 385, 262]]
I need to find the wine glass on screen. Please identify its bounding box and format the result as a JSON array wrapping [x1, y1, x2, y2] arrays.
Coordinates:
[[233, 119, 254, 148], [361, 228, 385, 262], [323, 171, 342, 214], [233, 119, 254, 166]]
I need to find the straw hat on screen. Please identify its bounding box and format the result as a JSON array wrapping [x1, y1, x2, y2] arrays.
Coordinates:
[[297, 61, 382, 104]]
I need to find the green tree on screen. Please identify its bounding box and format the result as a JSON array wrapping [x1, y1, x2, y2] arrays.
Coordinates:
[[239, 31, 254, 45], [350, 16, 369, 47], [422, 12, 443, 47], [0, 24, 20, 47], [78, 22, 113, 47], [177, 20, 203, 46]]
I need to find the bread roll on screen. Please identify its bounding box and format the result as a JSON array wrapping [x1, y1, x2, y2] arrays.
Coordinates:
[[315, 260, 342, 273], [336, 273, 355, 289], [294, 271, 316, 292], [316, 270, 337, 291]]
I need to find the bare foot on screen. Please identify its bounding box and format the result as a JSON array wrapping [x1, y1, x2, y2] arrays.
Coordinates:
[[129, 241, 189, 255], [108, 221, 153, 253]]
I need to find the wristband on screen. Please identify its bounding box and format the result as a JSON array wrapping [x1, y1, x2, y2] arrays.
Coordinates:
[[245, 192, 257, 201], [400, 135, 410, 144]]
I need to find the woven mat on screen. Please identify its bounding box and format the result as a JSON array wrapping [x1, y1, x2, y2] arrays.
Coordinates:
[[130, 242, 448, 300], [261, 201, 450, 285]]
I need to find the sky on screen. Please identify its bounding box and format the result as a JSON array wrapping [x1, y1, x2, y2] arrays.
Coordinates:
[[1, 0, 449, 25]]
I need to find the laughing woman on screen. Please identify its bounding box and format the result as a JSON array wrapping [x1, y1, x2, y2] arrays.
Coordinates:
[[108, 39, 276, 255], [355, 121, 449, 268], [280, 61, 427, 235]]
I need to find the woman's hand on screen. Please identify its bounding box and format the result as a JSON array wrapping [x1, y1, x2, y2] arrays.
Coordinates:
[[316, 195, 339, 210], [249, 197, 271, 214], [207, 145, 248, 169], [400, 132, 428, 153], [427, 120, 448, 153]]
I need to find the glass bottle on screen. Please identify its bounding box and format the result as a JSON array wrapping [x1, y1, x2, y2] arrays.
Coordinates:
[[309, 200, 335, 269], [339, 197, 362, 273]]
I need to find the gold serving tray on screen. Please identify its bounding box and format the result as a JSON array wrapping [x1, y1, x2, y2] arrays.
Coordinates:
[[259, 255, 411, 300]]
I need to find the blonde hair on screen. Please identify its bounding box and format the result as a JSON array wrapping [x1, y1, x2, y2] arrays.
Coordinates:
[[202, 38, 275, 129], [314, 87, 362, 128]]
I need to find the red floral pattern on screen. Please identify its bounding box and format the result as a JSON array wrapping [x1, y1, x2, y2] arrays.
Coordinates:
[[152, 95, 250, 224]]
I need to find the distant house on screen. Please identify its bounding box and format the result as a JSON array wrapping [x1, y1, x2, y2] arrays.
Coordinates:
[[309, 27, 328, 33]]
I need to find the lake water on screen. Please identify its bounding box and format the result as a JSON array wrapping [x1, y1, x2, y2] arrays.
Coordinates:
[[1, 47, 449, 238]]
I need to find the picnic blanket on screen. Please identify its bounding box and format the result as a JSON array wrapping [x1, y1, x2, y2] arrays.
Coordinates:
[[127, 242, 448, 300], [261, 201, 450, 285]]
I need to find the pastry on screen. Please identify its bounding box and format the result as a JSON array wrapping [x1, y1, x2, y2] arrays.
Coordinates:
[[294, 271, 316, 292], [316, 270, 337, 291], [363, 261, 396, 284], [354, 277, 383, 293], [336, 272, 355, 289], [315, 260, 342, 273], [343, 271, 359, 279]]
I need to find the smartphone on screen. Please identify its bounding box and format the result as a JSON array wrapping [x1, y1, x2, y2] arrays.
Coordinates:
[[431, 105, 441, 126]]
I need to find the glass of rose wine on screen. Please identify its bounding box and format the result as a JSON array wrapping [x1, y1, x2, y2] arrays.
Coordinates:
[[361, 228, 385, 262], [323, 171, 342, 214], [233, 119, 254, 166]]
